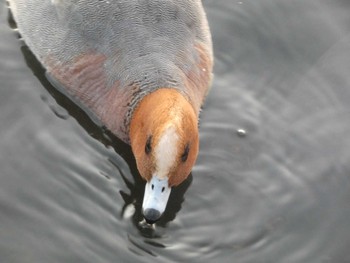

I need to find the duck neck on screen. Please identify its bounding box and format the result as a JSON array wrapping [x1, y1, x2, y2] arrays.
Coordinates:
[[130, 88, 197, 142]]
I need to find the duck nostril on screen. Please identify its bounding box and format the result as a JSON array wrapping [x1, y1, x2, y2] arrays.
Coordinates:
[[161, 187, 165, 193], [151, 184, 154, 190]]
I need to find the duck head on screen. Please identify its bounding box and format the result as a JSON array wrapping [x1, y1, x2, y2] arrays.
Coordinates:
[[129, 88, 199, 223]]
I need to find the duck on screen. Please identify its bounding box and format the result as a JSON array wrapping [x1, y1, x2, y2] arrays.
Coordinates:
[[8, 0, 213, 223]]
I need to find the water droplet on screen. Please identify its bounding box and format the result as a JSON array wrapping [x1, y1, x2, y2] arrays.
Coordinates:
[[236, 128, 246, 137], [139, 219, 156, 229], [123, 203, 135, 219]]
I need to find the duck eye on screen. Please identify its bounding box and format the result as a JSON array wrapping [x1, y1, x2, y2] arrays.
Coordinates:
[[181, 143, 190, 162], [145, 136, 152, 154]]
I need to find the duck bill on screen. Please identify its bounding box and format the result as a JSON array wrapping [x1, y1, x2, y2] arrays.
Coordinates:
[[142, 176, 171, 224]]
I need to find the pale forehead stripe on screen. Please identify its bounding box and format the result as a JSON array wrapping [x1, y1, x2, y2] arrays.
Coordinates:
[[154, 125, 179, 179]]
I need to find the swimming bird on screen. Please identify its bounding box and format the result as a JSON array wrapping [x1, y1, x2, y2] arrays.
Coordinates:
[[8, 0, 213, 223]]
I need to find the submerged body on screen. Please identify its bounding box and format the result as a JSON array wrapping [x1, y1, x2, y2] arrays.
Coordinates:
[[9, 0, 213, 222]]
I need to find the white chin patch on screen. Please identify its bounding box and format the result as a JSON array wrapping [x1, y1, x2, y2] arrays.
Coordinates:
[[142, 176, 171, 216]]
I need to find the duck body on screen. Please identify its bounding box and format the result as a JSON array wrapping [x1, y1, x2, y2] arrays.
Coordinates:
[[9, 0, 213, 222]]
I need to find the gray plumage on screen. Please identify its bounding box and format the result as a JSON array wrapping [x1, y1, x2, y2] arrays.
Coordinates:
[[9, 0, 213, 143]]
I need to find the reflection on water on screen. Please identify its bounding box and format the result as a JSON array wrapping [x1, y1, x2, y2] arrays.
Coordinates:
[[1, 0, 350, 262]]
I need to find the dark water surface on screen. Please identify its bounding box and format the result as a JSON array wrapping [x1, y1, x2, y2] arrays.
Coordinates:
[[1, 0, 350, 262]]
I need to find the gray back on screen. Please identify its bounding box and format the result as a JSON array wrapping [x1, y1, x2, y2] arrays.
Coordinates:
[[9, 0, 213, 142]]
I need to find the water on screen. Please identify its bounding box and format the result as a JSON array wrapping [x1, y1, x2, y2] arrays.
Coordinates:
[[1, 0, 350, 262]]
